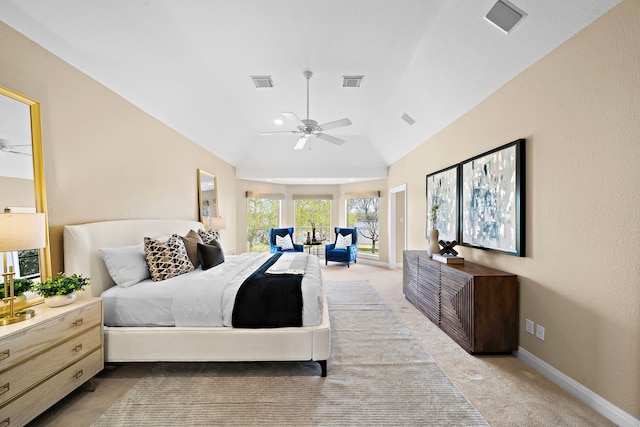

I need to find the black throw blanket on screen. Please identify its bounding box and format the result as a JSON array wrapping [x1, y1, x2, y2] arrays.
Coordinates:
[[232, 253, 304, 328]]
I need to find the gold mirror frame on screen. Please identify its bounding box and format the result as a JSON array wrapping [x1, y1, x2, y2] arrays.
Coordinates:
[[0, 85, 51, 281], [197, 169, 218, 228]]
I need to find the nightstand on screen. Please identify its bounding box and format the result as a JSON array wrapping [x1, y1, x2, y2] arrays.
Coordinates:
[[0, 297, 104, 426]]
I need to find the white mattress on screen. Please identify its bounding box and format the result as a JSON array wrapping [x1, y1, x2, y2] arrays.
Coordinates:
[[101, 252, 324, 327]]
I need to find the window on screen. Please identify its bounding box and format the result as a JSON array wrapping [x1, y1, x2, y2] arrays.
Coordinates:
[[346, 193, 380, 255], [294, 198, 331, 244], [1, 250, 40, 280], [18, 249, 40, 279], [246, 196, 281, 252]]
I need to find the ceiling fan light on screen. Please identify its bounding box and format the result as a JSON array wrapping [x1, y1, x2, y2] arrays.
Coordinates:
[[274, 118, 284, 125]]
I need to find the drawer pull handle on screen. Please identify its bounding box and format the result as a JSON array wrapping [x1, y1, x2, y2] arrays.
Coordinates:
[[73, 344, 83, 353], [0, 350, 9, 361], [73, 318, 84, 327], [0, 383, 9, 396], [0, 417, 9, 427], [74, 369, 84, 380]]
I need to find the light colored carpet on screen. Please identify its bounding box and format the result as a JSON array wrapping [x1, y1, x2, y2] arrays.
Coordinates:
[[92, 280, 488, 426]]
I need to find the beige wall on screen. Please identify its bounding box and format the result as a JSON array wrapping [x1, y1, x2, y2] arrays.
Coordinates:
[[389, 1, 639, 417], [0, 21, 237, 273]]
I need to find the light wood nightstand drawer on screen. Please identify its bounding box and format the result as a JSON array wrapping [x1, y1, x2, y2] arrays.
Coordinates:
[[0, 325, 101, 406], [0, 349, 102, 427], [0, 300, 101, 371]]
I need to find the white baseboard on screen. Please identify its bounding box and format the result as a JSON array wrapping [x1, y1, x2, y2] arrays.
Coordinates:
[[517, 347, 639, 427], [356, 257, 388, 268]]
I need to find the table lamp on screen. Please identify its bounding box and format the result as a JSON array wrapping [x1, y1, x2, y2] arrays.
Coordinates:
[[209, 217, 227, 231], [0, 213, 46, 325], [209, 217, 226, 240]]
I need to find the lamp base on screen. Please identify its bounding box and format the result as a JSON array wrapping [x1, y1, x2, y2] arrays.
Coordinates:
[[0, 308, 36, 326]]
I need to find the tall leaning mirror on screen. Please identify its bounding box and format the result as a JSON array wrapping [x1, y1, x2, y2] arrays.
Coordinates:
[[197, 169, 218, 229], [0, 85, 51, 284]]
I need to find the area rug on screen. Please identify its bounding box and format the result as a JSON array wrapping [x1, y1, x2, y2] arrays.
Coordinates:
[[92, 280, 487, 426]]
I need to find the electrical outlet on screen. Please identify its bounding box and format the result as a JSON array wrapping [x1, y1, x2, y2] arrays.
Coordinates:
[[536, 324, 545, 341], [525, 319, 534, 334]]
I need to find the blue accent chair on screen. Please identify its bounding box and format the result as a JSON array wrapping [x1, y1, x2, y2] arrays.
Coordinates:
[[325, 227, 358, 267], [269, 227, 304, 253]]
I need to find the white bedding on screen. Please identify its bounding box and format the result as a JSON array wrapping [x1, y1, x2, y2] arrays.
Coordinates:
[[101, 252, 324, 328]]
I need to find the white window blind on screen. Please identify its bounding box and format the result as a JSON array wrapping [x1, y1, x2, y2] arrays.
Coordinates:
[[245, 191, 284, 200], [343, 191, 381, 199], [292, 194, 333, 200]]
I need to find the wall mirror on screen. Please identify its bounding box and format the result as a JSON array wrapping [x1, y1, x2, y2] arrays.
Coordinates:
[[0, 85, 51, 282], [197, 169, 218, 228]]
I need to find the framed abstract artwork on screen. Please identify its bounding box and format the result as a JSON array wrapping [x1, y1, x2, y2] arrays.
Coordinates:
[[460, 139, 526, 256], [426, 164, 459, 243]]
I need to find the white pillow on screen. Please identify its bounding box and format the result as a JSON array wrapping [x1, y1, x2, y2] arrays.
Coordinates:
[[335, 233, 352, 250], [99, 243, 150, 287], [275, 233, 294, 251]]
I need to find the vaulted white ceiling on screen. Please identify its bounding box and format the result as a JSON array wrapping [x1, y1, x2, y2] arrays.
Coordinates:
[[0, 0, 621, 184]]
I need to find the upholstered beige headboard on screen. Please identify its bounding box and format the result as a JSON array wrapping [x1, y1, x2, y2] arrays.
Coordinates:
[[64, 219, 204, 297]]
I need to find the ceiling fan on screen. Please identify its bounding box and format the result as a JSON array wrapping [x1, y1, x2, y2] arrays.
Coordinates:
[[261, 70, 352, 150], [0, 139, 31, 156]]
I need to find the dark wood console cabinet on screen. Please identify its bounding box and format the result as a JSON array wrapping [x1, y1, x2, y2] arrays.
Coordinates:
[[403, 250, 518, 354]]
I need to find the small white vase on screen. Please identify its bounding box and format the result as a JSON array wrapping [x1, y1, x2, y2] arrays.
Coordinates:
[[45, 292, 77, 307], [427, 229, 440, 257]]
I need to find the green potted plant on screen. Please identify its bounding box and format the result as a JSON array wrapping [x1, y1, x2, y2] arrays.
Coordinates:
[[0, 277, 34, 304], [32, 273, 90, 307]]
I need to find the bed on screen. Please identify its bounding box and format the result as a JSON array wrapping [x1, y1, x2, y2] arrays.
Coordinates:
[[63, 219, 331, 376]]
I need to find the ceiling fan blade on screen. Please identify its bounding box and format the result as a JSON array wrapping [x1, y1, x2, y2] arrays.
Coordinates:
[[294, 134, 310, 150], [282, 112, 305, 127], [317, 133, 345, 145], [318, 118, 352, 131], [2, 149, 31, 156], [260, 130, 298, 136]]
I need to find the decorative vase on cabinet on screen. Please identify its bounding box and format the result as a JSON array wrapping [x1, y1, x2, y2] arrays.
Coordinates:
[[45, 291, 77, 307], [427, 229, 440, 257]]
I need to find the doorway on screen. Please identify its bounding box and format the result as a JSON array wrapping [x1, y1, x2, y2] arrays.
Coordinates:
[[389, 184, 407, 269]]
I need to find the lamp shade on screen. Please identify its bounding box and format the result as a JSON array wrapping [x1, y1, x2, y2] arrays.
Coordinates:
[[0, 213, 46, 252], [209, 217, 227, 230]]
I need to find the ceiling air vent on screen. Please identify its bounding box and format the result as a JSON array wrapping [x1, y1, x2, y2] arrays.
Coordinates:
[[401, 113, 416, 126], [485, 0, 526, 34], [251, 75, 274, 88], [342, 75, 364, 88]]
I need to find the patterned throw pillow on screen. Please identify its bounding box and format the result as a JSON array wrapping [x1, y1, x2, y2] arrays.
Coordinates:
[[276, 233, 294, 250], [144, 234, 194, 282], [198, 228, 220, 245], [335, 233, 352, 250]]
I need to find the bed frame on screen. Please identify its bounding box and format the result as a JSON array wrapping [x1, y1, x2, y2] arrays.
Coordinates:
[[63, 219, 331, 376]]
